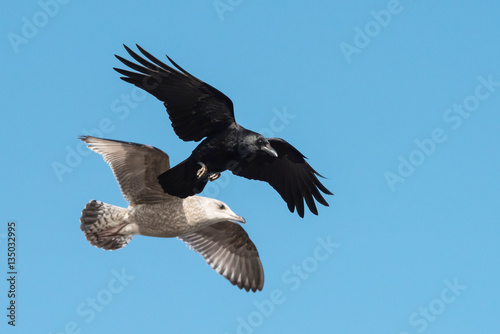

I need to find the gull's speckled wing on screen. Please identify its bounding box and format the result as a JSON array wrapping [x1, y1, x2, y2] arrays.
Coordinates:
[[81, 136, 174, 204], [179, 221, 264, 292]]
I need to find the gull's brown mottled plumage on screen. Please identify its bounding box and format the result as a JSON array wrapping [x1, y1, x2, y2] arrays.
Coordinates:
[[79, 136, 264, 292]]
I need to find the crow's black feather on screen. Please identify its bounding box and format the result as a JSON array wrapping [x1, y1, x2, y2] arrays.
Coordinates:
[[115, 45, 332, 217]]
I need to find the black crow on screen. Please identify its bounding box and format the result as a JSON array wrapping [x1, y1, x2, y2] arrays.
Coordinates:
[[114, 45, 332, 217]]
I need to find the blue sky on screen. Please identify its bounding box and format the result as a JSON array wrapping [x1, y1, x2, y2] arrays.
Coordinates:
[[1, 0, 500, 333]]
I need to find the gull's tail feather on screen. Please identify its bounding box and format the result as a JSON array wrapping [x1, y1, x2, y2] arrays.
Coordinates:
[[80, 200, 133, 250]]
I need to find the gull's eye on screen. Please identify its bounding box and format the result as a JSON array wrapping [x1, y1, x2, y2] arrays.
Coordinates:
[[219, 203, 226, 210]]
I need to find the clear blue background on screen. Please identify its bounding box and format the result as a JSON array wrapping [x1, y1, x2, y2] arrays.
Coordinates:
[[1, 1, 499, 333]]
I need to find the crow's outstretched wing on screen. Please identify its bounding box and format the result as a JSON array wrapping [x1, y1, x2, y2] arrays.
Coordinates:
[[114, 45, 236, 142], [232, 138, 332, 218]]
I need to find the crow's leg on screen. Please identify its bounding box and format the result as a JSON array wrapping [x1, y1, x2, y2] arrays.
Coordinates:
[[196, 162, 208, 179], [208, 172, 220, 182]]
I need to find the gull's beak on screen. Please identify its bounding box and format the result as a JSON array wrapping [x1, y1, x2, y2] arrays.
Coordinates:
[[261, 144, 278, 158], [229, 215, 246, 224]]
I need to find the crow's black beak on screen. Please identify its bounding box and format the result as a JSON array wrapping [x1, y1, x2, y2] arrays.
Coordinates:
[[261, 144, 278, 158]]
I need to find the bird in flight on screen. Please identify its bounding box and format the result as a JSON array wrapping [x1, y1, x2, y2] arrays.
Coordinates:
[[114, 45, 332, 217], [80, 136, 264, 292]]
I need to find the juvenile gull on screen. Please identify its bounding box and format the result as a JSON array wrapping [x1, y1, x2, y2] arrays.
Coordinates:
[[79, 136, 264, 292], [114, 45, 333, 218]]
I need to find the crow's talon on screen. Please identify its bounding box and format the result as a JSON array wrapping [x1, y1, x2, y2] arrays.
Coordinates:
[[208, 172, 220, 182], [196, 162, 208, 179]]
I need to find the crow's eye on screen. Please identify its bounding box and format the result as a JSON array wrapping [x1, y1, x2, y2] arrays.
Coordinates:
[[257, 138, 265, 146]]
